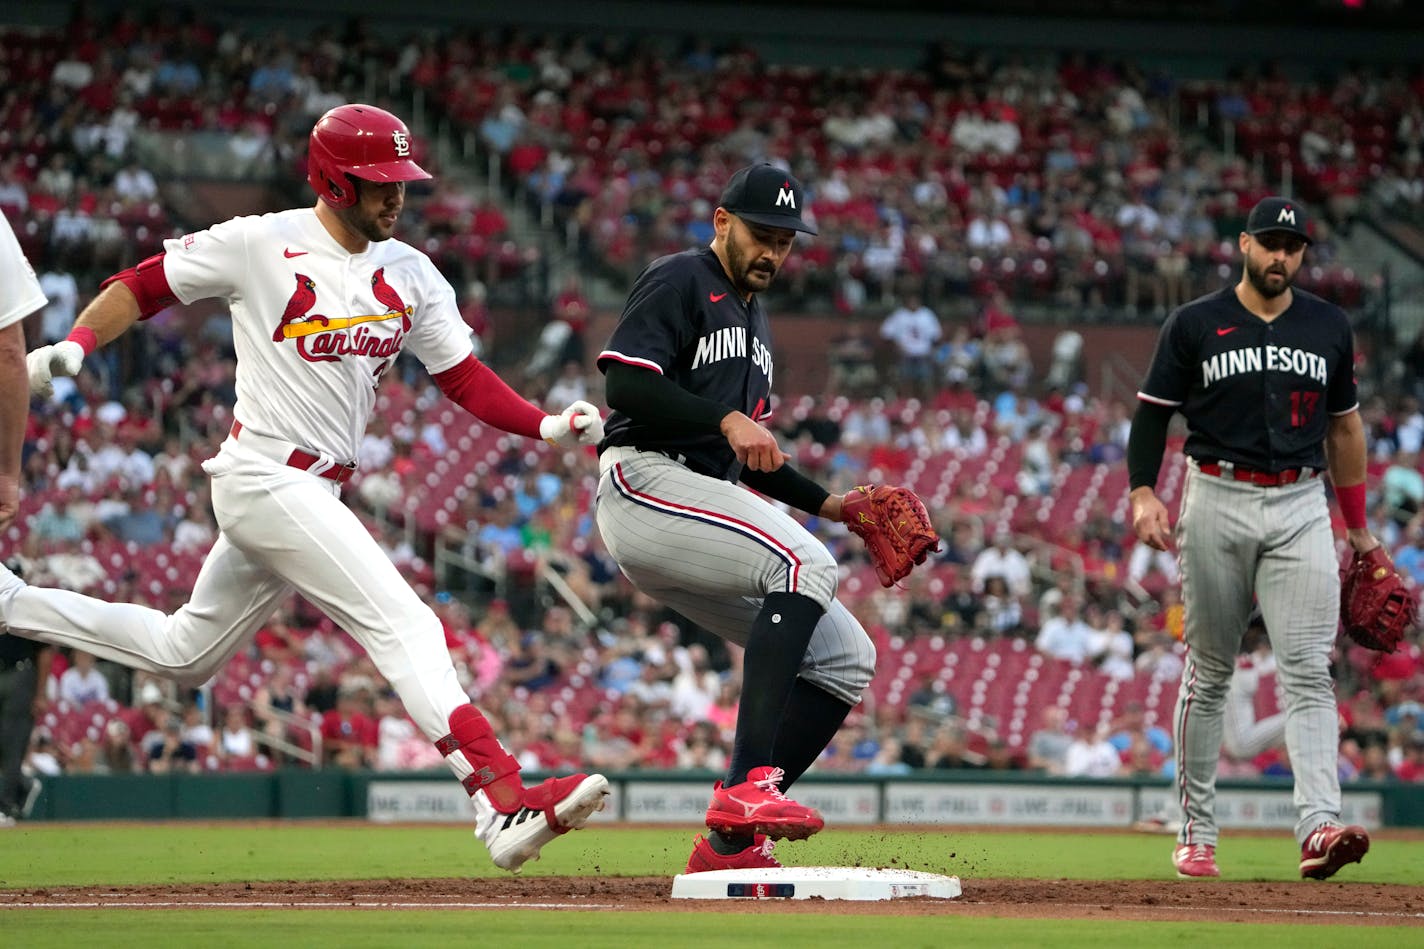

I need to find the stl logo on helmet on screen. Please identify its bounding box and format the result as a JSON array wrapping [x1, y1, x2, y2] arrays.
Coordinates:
[[391, 130, 411, 157], [272, 267, 413, 364]]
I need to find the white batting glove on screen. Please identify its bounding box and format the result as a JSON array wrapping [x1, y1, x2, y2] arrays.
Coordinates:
[[27, 340, 86, 398], [539, 399, 605, 448]]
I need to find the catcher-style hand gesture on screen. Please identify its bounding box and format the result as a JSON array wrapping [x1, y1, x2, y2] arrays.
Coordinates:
[[540, 399, 605, 448], [840, 484, 941, 587], [1340, 545, 1417, 653]]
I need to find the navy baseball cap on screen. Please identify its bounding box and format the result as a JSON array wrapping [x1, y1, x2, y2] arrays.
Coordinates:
[[719, 163, 818, 235], [1245, 196, 1312, 244]]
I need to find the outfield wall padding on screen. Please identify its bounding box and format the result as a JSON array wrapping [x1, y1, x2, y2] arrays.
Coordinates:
[[24, 770, 1419, 827]]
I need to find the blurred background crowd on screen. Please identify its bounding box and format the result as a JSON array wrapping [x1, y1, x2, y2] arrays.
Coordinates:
[[2, 1, 1422, 806]]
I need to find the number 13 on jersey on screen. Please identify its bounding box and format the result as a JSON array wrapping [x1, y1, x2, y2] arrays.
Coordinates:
[[1290, 390, 1320, 427]]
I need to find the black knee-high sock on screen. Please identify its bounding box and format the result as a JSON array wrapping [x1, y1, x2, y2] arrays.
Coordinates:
[[724, 591, 824, 787], [709, 661, 853, 857], [771, 677, 855, 791]]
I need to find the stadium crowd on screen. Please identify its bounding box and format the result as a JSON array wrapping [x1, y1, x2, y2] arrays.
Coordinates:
[[2, 6, 1422, 801]]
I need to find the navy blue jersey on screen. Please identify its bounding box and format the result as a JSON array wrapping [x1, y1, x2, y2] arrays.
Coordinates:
[[597, 248, 774, 477], [1137, 285, 1358, 471]]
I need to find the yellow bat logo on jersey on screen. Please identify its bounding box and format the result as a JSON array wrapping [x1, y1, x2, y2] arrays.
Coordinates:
[[281, 309, 411, 339]]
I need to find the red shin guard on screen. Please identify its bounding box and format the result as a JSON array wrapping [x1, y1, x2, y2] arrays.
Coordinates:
[[437, 705, 524, 812]]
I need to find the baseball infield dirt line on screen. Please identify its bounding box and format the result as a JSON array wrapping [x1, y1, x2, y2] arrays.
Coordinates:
[[2, 896, 1422, 922], [4, 901, 614, 910]]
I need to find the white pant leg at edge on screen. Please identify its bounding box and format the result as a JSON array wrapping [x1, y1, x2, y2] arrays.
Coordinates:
[[0, 530, 290, 687]]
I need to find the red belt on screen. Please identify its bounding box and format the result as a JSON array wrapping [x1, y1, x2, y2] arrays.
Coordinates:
[[231, 421, 356, 484], [1197, 461, 1317, 487]]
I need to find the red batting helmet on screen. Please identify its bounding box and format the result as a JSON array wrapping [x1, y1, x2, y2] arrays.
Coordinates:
[[307, 104, 432, 209]]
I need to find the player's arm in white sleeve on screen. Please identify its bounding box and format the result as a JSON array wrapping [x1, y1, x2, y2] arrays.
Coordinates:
[[409, 266, 602, 447], [28, 218, 246, 398]]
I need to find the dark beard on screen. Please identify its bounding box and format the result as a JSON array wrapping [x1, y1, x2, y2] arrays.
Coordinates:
[[1245, 258, 1293, 299], [727, 232, 775, 295]]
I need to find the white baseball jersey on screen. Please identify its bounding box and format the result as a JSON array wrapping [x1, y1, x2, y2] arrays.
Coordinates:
[[162, 208, 474, 461], [0, 211, 47, 330]]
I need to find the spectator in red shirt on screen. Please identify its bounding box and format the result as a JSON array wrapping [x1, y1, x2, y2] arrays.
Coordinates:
[[321, 680, 378, 769]]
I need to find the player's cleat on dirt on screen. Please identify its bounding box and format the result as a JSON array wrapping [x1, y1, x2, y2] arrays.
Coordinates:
[[705, 766, 824, 841], [481, 773, 609, 873], [1172, 843, 1220, 879], [684, 833, 781, 873], [1299, 823, 1369, 880]]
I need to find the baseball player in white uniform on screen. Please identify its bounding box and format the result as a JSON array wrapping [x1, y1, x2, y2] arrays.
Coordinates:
[[0, 210, 48, 531], [0, 105, 608, 871]]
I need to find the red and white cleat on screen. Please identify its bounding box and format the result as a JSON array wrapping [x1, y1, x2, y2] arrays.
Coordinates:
[[1299, 823, 1369, 880], [685, 833, 782, 873], [481, 773, 609, 873], [1172, 843, 1220, 879], [705, 766, 825, 841]]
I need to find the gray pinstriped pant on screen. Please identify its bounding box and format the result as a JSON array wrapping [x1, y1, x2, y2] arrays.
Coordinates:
[[1173, 462, 1342, 847], [595, 447, 876, 705]]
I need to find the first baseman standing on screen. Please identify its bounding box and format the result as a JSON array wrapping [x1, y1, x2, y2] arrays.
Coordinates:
[[595, 164, 877, 873], [0, 104, 608, 871], [1128, 196, 1373, 880]]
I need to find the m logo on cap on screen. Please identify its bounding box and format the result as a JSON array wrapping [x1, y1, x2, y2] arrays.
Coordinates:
[[776, 185, 796, 209], [392, 130, 411, 157], [1277, 207, 1296, 225]]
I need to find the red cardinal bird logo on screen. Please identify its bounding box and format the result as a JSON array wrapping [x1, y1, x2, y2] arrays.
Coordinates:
[[371, 267, 412, 332], [273, 274, 320, 342]]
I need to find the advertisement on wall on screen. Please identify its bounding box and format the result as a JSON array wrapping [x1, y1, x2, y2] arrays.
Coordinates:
[[367, 779, 1384, 829]]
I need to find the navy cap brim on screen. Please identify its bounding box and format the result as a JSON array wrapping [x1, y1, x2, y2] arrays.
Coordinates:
[[730, 209, 818, 236], [1247, 226, 1311, 245]]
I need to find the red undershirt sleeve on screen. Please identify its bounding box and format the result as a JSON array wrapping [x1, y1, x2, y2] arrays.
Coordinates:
[[432, 354, 545, 440]]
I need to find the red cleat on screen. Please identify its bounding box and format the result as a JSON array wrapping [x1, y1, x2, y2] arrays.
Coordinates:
[[1172, 843, 1220, 879], [705, 766, 824, 841], [480, 773, 609, 873], [1299, 823, 1369, 880], [685, 833, 781, 873]]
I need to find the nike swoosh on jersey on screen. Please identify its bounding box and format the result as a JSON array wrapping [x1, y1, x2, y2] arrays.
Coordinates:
[[284, 248, 308, 258], [1216, 327, 1238, 336], [709, 292, 728, 302]]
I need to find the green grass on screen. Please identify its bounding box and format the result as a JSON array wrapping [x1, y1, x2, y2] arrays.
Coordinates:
[[0, 823, 1418, 887], [2, 911, 1421, 949], [2, 824, 1420, 948]]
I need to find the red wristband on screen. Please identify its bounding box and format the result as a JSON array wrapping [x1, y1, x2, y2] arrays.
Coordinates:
[[1337, 481, 1367, 530], [66, 326, 98, 356]]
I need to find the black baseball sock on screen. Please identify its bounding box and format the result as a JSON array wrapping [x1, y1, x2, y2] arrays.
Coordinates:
[[707, 830, 755, 854], [707, 680, 852, 856], [724, 591, 824, 787], [771, 677, 856, 791]]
